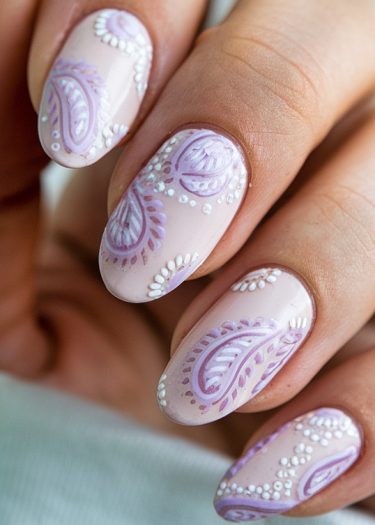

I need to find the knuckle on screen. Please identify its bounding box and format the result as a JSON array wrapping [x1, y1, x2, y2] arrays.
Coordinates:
[[217, 29, 327, 136], [313, 184, 375, 264]]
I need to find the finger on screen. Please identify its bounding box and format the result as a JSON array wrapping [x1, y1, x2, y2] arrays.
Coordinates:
[[157, 91, 375, 424], [214, 347, 375, 520], [99, 0, 375, 303], [28, 0, 205, 167], [0, 0, 51, 375]]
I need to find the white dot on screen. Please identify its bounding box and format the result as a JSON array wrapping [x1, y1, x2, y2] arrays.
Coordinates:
[[179, 195, 188, 204], [300, 458, 306, 464], [321, 439, 328, 446], [202, 203, 212, 215], [51, 142, 60, 151], [263, 483, 270, 491], [296, 423, 303, 430], [325, 432, 332, 439], [273, 491, 281, 500], [52, 130, 60, 139], [231, 483, 237, 490], [291, 456, 299, 466], [273, 481, 283, 491], [189, 200, 197, 207], [155, 163, 162, 171], [306, 446, 313, 454], [311, 434, 320, 442], [248, 485, 255, 493], [167, 188, 175, 196], [276, 470, 284, 478], [304, 429, 311, 437], [280, 457, 288, 466], [236, 487, 244, 494], [256, 487, 263, 494], [41, 115, 48, 122], [334, 430, 343, 439], [156, 182, 165, 192], [285, 480, 292, 489], [262, 492, 270, 500], [217, 490, 223, 496], [285, 489, 291, 497], [220, 482, 227, 490]]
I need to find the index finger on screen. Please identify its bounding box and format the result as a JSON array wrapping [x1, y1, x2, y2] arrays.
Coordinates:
[[28, 0, 206, 167]]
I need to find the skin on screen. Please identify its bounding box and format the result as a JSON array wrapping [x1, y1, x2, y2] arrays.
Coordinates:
[[0, 0, 374, 519]]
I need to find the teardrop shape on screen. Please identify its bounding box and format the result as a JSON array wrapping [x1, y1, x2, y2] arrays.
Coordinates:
[[189, 318, 280, 409], [298, 446, 359, 499], [103, 179, 166, 266], [45, 59, 107, 156], [172, 131, 240, 197], [178, 318, 308, 414]]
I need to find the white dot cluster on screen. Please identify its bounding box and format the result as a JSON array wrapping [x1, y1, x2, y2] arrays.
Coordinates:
[[232, 268, 282, 293], [216, 410, 359, 504], [141, 131, 246, 215], [94, 10, 152, 97], [157, 374, 167, 408]]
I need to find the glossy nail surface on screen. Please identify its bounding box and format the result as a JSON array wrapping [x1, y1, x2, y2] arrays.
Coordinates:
[[99, 128, 248, 302], [158, 267, 314, 424], [38, 9, 152, 167], [214, 408, 361, 522]]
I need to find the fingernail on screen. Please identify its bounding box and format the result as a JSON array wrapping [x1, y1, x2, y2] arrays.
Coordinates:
[[157, 267, 315, 424], [214, 408, 361, 522], [38, 9, 152, 167], [99, 128, 248, 302]]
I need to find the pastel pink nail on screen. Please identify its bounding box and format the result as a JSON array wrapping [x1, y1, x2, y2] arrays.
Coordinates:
[[157, 267, 315, 424], [99, 128, 248, 302], [38, 9, 152, 168], [214, 408, 361, 521]]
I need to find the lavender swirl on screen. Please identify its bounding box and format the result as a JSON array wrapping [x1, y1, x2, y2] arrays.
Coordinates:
[[103, 179, 166, 267], [215, 497, 295, 522], [171, 131, 240, 197], [183, 318, 306, 414], [45, 59, 106, 156], [298, 446, 359, 499]]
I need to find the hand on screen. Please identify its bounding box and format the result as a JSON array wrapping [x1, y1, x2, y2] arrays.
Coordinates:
[[1, 0, 375, 522]]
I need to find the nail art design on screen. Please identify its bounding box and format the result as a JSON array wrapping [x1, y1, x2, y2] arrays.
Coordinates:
[[158, 267, 314, 424], [176, 317, 306, 415], [231, 268, 282, 292], [103, 178, 166, 267], [39, 9, 152, 167], [214, 408, 361, 522], [93, 10, 151, 98], [42, 59, 113, 158], [147, 253, 200, 298], [99, 128, 248, 302]]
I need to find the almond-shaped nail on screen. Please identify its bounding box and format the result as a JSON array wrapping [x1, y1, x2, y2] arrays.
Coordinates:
[[214, 408, 361, 522], [99, 128, 248, 302], [38, 9, 152, 167], [157, 267, 315, 424]]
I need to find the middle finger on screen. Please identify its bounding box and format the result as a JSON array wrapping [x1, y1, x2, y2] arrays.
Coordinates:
[[99, 0, 375, 302]]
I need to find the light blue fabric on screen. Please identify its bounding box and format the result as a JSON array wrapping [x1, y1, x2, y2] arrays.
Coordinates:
[[0, 374, 373, 525]]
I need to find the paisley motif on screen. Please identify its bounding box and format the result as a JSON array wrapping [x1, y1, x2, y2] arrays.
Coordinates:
[[215, 497, 295, 522], [185, 318, 306, 414], [298, 446, 359, 499], [227, 423, 291, 479], [250, 324, 306, 395], [103, 178, 166, 267], [94, 10, 152, 98], [45, 59, 107, 156], [171, 131, 240, 197], [95, 9, 144, 42]]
